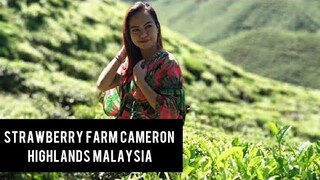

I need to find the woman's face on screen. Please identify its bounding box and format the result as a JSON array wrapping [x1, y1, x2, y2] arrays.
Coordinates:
[[129, 10, 158, 51]]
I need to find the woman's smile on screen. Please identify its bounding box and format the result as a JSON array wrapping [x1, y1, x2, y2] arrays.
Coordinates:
[[139, 39, 150, 43]]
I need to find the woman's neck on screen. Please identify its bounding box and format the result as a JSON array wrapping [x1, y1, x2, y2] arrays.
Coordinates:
[[141, 46, 159, 62]]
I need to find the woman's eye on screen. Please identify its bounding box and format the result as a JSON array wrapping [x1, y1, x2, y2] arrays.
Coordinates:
[[131, 29, 139, 33], [146, 25, 152, 28]]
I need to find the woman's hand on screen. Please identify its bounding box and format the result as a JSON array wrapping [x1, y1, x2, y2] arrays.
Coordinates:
[[133, 60, 157, 109], [96, 46, 127, 91], [133, 60, 147, 85], [116, 45, 127, 63]]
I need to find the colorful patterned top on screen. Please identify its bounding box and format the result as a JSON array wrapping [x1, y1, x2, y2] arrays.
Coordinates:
[[103, 50, 185, 119]]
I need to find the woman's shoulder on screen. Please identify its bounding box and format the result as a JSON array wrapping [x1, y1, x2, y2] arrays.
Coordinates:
[[158, 50, 182, 77], [159, 50, 179, 65]]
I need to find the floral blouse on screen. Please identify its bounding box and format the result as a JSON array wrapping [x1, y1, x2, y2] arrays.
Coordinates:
[[103, 51, 185, 119]]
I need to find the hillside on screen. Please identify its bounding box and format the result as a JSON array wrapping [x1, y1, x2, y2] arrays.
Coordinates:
[[150, 0, 320, 44], [146, 0, 320, 89], [1, 0, 319, 141], [0, 0, 320, 179], [210, 28, 320, 89]]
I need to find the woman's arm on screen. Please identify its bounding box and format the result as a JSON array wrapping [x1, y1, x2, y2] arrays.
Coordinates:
[[97, 47, 126, 91]]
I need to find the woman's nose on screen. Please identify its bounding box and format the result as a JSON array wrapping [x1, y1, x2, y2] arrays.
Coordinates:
[[140, 29, 148, 38]]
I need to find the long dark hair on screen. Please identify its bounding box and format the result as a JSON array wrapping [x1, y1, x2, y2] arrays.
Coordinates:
[[122, 1, 163, 79]]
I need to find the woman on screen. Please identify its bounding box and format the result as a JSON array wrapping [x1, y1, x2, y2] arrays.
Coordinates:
[[97, 1, 186, 119]]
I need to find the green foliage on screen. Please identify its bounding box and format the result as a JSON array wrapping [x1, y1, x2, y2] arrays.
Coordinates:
[[0, 0, 122, 118], [177, 125, 320, 180], [0, 94, 44, 118], [0, 172, 64, 180], [73, 103, 106, 119], [0, 0, 319, 179], [0, 21, 24, 58], [22, 3, 49, 30]]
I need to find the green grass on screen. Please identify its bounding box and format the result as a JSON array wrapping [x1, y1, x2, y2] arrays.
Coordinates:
[[0, 0, 320, 179]]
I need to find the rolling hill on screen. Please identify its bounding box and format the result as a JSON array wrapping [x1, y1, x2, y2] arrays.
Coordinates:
[[210, 28, 320, 89], [0, 0, 319, 179], [149, 0, 320, 44], [145, 0, 320, 89]]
